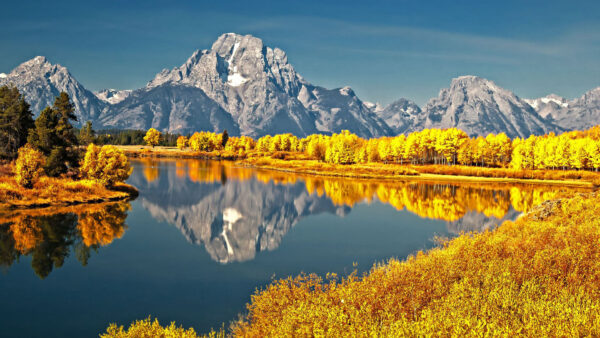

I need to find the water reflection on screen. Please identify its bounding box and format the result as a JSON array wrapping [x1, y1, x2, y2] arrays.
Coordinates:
[[0, 202, 130, 278], [130, 159, 588, 264]]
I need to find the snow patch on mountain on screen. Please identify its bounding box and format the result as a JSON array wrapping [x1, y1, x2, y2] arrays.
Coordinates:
[[95, 88, 132, 104]]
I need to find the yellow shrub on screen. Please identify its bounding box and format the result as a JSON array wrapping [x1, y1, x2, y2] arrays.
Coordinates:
[[80, 144, 132, 186], [102, 317, 200, 338], [14, 144, 45, 188], [232, 192, 600, 336]]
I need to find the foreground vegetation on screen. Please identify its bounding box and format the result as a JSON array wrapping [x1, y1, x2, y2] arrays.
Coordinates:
[[101, 191, 600, 336], [0, 86, 135, 209]]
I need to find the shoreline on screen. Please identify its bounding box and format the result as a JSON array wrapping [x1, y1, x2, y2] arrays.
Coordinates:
[[118, 146, 597, 188], [239, 162, 595, 188], [0, 180, 138, 211]]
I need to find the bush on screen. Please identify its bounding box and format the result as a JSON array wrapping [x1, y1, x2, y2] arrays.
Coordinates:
[[233, 192, 600, 336], [14, 145, 45, 188], [80, 144, 132, 187], [101, 317, 202, 338]]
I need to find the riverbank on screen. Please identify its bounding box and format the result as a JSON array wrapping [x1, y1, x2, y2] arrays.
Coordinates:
[[240, 157, 597, 188], [102, 191, 600, 336], [0, 174, 137, 210], [228, 191, 600, 336], [116, 146, 599, 187]]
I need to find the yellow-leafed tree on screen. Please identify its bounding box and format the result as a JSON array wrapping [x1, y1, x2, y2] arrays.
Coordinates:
[[176, 136, 188, 150], [143, 128, 161, 148], [81, 144, 132, 186], [14, 144, 46, 188]]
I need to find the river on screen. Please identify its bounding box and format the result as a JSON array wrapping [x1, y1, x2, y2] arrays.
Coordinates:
[[0, 158, 586, 337]]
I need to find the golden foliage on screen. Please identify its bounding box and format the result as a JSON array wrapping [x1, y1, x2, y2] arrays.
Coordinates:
[[77, 203, 129, 246], [80, 144, 132, 186], [14, 144, 45, 188], [101, 317, 225, 338], [232, 192, 600, 336], [9, 216, 43, 253], [176, 135, 188, 150], [0, 174, 135, 209], [143, 128, 161, 147]]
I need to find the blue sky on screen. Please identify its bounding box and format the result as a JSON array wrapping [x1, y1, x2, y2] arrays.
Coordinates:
[[1, 0, 598, 106]]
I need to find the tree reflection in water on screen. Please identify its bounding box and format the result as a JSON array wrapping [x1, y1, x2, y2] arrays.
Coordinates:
[[130, 158, 589, 264], [0, 202, 130, 279]]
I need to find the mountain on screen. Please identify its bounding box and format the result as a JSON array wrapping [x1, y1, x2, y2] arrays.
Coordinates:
[[377, 98, 422, 134], [0, 56, 105, 125], [526, 88, 600, 131], [2, 38, 598, 137], [411, 76, 559, 138], [98, 84, 240, 135], [143, 33, 392, 138]]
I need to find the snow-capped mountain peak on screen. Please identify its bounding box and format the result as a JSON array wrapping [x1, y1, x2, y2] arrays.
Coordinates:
[[413, 75, 559, 138], [94, 89, 132, 104], [0, 56, 105, 124]]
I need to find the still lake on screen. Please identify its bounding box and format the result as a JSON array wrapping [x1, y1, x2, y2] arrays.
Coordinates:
[[0, 158, 582, 337]]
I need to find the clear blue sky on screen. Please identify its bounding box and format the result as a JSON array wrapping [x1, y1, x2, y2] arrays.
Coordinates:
[[1, 0, 598, 106]]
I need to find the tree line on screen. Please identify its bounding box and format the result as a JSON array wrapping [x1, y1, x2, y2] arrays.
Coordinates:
[[148, 126, 600, 172]]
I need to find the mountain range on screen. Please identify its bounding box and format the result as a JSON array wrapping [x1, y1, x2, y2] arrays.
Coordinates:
[[1, 33, 599, 138]]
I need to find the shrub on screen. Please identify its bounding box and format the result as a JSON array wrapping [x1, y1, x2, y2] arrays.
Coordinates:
[[232, 192, 600, 336], [14, 145, 46, 188], [101, 317, 222, 338], [80, 144, 132, 187]]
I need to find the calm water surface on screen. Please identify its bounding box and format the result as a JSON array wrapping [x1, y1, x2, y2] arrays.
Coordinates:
[[0, 159, 584, 337]]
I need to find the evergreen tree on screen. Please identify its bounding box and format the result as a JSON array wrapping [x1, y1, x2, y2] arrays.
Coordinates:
[[27, 92, 79, 176], [0, 86, 34, 159], [79, 121, 95, 145], [221, 129, 229, 147]]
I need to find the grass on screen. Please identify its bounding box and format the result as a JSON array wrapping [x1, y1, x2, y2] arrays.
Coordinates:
[[0, 165, 137, 210], [230, 192, 600, 336]]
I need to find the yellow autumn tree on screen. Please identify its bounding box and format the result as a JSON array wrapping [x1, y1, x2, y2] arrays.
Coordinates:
[[176, 136, 188, 150], [80, 144, 132, 186], [143, 128, 161, 148], [14, 144, 46, 188]]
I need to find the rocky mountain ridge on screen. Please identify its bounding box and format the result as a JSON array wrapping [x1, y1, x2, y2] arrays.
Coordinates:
[[1, 34, 599, 137]]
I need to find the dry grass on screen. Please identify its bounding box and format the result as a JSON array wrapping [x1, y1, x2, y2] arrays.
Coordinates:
[[414, 164, 600, 185], [240, 157, 419, 180], [232, 192, 600, 336], [0, 173, 137, 209]]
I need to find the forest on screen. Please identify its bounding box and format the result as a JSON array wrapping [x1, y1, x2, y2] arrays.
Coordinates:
[[0, 85, 134, 207]]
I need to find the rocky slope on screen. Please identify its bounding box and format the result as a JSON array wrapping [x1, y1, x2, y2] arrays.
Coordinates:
[[411, 76, 560, 138], [377, 98, 422, 134], [2, 36, 598, 137], [526, 88, 600, 131], [0, 56, 105, 125]]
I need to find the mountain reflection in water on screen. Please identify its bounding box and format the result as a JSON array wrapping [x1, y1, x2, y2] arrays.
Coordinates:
[[0, 202, 130, 278], [129, 158, 586, 264]]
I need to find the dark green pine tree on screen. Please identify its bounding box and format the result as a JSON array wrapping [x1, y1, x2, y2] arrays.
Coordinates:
[[0, 85, 34, 159], [28, 106, 59, 155], [52, 92, 79, 166], [78, 121, 95, 145], [28, 92, 80, 176], [221, 129, 229, 147]]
